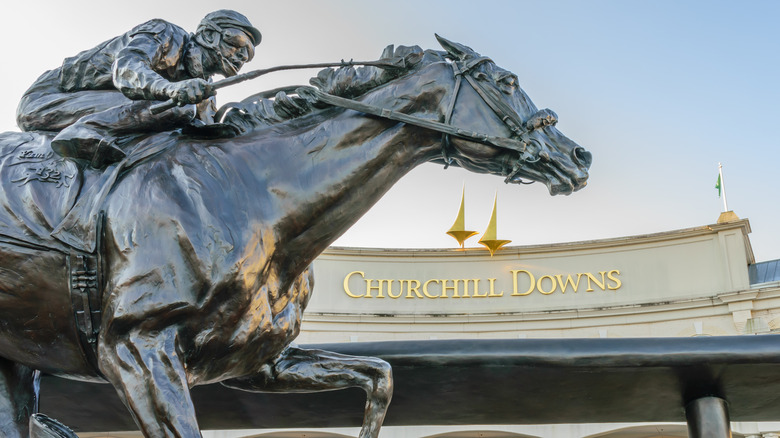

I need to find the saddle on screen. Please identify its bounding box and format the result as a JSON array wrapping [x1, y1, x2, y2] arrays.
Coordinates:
[[0, 132, 87, 252], [0, 130, 179, 253]]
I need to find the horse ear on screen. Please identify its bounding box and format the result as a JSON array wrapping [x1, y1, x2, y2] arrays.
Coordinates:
[[435, 34, 479, 61]]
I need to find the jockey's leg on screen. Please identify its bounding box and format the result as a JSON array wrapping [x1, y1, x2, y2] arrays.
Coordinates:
[[50, 101, 197, 168], [17, 67, 200, 168], [16, 69, 129, 132], [0, 357, 39, 438]]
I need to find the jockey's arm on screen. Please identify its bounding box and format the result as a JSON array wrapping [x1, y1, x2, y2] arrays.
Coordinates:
[[112, 32, 212, 108]]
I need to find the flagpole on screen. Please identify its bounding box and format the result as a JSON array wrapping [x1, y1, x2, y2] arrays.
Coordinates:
[[718, 163, 729, 212]]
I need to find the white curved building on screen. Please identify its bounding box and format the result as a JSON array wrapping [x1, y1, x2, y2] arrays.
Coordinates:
[[84, 214, 780, 438]]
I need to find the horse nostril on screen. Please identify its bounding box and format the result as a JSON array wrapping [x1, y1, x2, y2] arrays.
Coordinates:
[[539, 150, 550, 162], [573, 147, 592, 168]]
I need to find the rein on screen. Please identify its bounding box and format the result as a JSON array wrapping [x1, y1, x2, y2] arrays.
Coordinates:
[[299, 57, 559, 184]]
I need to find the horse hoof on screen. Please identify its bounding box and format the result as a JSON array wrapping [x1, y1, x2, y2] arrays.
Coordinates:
[[29, 413, 78, 438]]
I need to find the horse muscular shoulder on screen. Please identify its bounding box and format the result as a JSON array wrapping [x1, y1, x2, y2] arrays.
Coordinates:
[[99, 143, 312, 381]]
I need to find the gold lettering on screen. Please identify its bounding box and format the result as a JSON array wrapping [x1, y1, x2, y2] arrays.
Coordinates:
[[464, 279, 474, 297], [510, 270, 535, 296], [343, 271, 366, 298], [365, 278, 385, 298], [387, 280, 403, 299], [441, 279, 460, 298], [487, 278, 503, 297], [537, 275, 557, 295], [346, 269, 621, 300], [423, 279, 441, 298], [585, 271, 607, 292], [459, 279, 471, 298], [471, 279, 488, 298], [607, 270, 622, 290], [405, 279, 423, 299], [555, 273, 582, 294]]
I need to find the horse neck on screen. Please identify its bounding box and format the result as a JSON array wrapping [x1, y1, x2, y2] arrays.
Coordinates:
[[236, 62, 454, 272]]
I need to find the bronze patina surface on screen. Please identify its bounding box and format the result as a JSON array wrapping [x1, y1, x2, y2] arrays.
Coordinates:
[[0, 19, 590, 437]]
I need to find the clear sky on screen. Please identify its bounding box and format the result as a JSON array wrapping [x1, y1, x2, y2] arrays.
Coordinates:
[[2, 1, 778, 261]]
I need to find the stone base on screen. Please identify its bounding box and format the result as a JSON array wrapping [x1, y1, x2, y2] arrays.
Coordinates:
[[717, 210, 740, 224]]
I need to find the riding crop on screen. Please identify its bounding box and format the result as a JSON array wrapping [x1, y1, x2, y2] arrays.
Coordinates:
[[149, 58, 406, 115]]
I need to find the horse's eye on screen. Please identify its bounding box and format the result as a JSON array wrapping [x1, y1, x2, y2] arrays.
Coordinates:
[[473, 72, 488, 81], [498, 75, 517, 94], [499, 76, 516, 88]]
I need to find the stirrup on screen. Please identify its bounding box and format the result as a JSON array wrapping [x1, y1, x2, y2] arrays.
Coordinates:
[[29, 413, 78, 438]]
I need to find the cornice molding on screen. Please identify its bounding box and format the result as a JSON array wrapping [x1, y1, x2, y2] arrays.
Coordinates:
[[323, 220, 753, 260]]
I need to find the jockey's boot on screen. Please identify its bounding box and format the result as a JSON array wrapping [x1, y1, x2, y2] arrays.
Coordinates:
[[29, 413, 79, 438], [51, 121, 127, 169]]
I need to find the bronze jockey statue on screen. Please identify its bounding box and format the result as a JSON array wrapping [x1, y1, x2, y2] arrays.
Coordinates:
[[16, 10, 261, 168]]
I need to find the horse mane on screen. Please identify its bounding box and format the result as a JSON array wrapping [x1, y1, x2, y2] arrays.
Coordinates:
[[223, 44, 431, 133], [311, 44, 426, 98]]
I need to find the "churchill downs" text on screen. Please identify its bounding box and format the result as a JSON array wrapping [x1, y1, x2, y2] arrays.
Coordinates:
[[342, 269, 622, 299]]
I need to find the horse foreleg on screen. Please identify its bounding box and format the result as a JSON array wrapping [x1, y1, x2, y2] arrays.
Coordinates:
[[223, 345, 393, 438], [0, 358, 39, 438], [98, 327, 201, 438]]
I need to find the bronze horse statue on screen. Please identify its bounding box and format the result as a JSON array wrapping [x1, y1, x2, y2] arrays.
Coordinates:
[[0, 36, 590, 437]]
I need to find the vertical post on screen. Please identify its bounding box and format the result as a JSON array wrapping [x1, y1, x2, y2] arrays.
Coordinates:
[[685, 396, 731, 438]]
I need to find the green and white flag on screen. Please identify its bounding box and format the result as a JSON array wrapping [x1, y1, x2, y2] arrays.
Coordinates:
[[715, 174, 722, 197], [716, 163, 728, 212]]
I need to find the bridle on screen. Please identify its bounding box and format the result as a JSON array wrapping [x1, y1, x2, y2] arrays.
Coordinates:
[[299, 56, 559, 184], [441, 56, 558, 183]]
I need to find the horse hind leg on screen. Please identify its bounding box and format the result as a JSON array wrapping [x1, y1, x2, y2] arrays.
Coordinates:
[[0, 357, 40, 438], [222, 346, 393, 438]]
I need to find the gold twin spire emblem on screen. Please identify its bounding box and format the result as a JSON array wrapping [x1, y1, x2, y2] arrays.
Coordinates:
[[446, 186, 478, 249], [446, 186, 511, 256]]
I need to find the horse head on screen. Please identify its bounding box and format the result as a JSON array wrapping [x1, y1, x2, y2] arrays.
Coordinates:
[[227, 36, 590, 197], [433, 35, 591, 196]]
